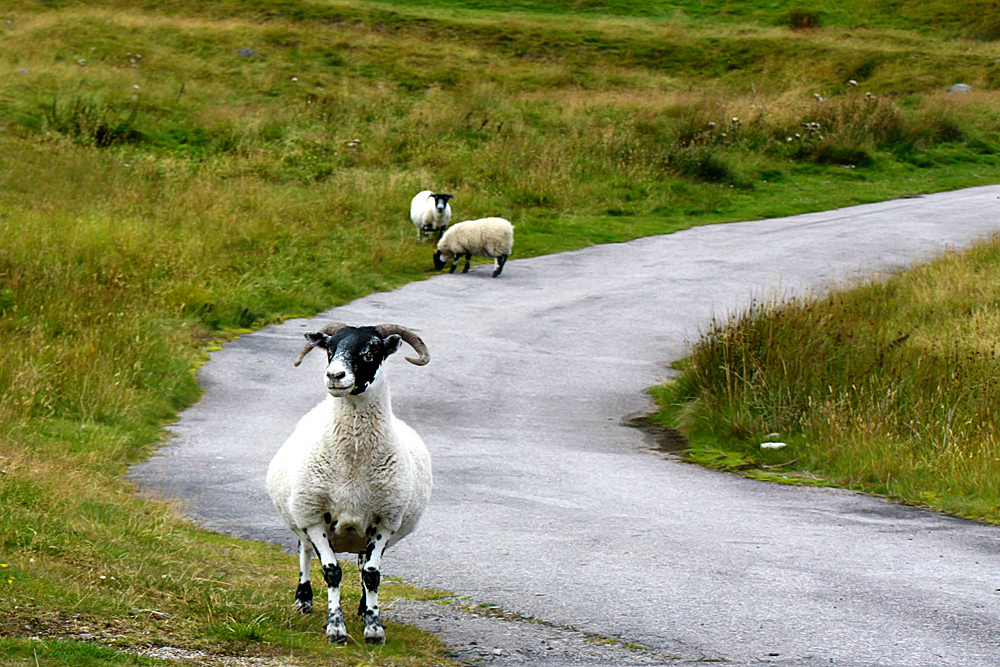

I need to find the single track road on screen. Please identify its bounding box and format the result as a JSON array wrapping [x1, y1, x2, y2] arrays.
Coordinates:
[[132, 185, 1000, 666]]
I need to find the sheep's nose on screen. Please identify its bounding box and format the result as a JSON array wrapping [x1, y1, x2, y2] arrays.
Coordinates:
[[328, 369, 347, 381]]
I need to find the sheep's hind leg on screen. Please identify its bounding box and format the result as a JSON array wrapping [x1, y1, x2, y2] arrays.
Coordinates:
[[305, 524, 348, 645], [292, 532, 314, 614], [492, 254, 507, 278], [359, 527, 393, 644]]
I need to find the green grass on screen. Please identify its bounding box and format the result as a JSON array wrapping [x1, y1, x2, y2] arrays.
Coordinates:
[[653, 239, 1000, 522], [2, 0, 1000, 662], [0, 638, 168, 666]]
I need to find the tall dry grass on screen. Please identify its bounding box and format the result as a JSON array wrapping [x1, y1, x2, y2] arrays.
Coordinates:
[[660, 239, 1000, 520]]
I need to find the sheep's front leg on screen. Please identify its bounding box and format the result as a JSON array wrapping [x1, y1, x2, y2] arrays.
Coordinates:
[[356, 552, 368, 618], [304, 524, 348, 645], [449, 256, 459, 273], [359, 526, 394, 644], [292, 532, 314, 614], [461, 253, 472, 273]]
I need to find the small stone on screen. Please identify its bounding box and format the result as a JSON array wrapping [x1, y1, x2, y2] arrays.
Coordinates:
[[235, 48, 259, 57], [949, 83, 971, 94], [760, 441, 787, 450], [77, 633, 94, 641]]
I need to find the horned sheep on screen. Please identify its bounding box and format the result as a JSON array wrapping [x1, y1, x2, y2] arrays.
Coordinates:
[[409, 190, 453, 240], [433, 216, 514, 277], [266, 323, 432, 646]]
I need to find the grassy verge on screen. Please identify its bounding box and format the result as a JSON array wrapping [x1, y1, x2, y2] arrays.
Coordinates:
[[0, 432, 448, 664], [653, 237, 1000, 523], [2, 0, 1000, 662]]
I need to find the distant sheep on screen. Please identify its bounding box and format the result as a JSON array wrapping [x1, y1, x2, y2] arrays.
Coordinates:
[[410, 190, 453, 241], [433, 217, 513, 278]]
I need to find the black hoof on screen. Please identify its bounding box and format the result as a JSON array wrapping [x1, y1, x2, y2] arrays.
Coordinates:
[[364, 626, 385, 645]]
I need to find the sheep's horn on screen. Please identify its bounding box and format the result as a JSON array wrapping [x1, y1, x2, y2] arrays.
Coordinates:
[[376, 324, 430, 366], [293, 322, 348, 367]]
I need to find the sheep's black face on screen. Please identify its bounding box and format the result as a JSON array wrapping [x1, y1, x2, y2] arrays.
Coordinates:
[[432, 250, 446, 271], [306, 327, 402, 396], [432, 193, 453, 212]]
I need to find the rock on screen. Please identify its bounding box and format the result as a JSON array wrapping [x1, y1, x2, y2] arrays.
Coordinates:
[[235, 48, 259, 58], [949, 83, 972, 94]]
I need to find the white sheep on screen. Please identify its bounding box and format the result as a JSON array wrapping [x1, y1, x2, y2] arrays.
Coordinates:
[[266, 323, 432, 646], [433, 217, 514, 277], [409, 190, 453, 241]]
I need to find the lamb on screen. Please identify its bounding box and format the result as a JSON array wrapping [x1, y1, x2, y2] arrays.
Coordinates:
[[433, 217, 514, 277], [409, 190, 454, 240], [266, 322, 432, 646]]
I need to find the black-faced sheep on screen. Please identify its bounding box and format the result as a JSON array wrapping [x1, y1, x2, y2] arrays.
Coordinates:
[[266, 323, 432, 646], [410, 190, 453, 241]]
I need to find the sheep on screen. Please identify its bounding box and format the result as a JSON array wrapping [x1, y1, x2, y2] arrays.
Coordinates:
[[433, 217, 513, 278], [409, 190, 453, 241], [266, 322, 432, 646]]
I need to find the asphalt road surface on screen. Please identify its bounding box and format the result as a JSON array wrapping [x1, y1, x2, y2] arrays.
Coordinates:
[[131, 185, 1000, 666]]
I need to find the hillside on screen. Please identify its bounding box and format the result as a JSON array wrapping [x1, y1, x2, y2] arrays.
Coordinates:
[[1, 1, 999, 664]]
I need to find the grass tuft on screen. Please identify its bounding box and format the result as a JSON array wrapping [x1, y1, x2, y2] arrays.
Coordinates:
[[788, 9, 822, 31], [655, 238, 1000, 522]]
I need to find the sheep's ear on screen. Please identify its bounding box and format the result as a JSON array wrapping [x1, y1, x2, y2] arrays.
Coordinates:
[[305, 332, 329, 347], [382, 334, 403, 356]]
